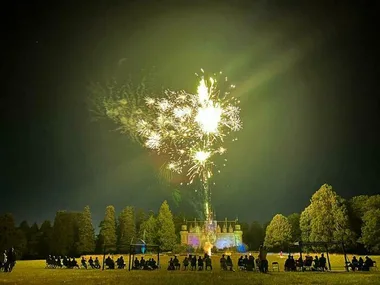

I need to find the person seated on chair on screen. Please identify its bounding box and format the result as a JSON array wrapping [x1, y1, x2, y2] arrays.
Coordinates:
[[363, 256, 374, 271], [88, 257, 95, 269], [191, 255, 197, 271], [312, 256, 319, 271], [94, 257, 100, 269], [238, 256, 244, 269], [117, 256, 125, 269], [256, 256, 261, 271], [45, 255, 51, 268], [71, 257, 79, 268], [106, 256, 115, 269], [351, 256, 359, 271], [304, 256, 313, 268], [259, 245, 268, 273], [173, 256, 180, 270], [284, 255, 291, 271], [150, 258, 158, 269], [243, 255, 249, 270], [140, 257, 145, 269], [358, 257, 364, 270], [319, 253, 327, 271], [143, 258, 152, 270], [226, 255, 234, 271], [285, 255, 296, 271], [144, 258, 151, 270], [62, 256, 68, 267], [133, 257, 140, 269], [81, 257, 87, 269], [197, 256, 204, 271], [296, 256, 303, 270], [247, 255, 255, 271], [284, 255, 295, 271], [0, 250, 6, 270], [167, 258, 175, 270], [5, 248, 16, 272], [65, 257, 71, 268], [220, 254, 227, 271], [56, 256, 62, 268], [290, 256, 296, 271], [52, 256, 58, 268], [182, 257, 189, 270], [205, 254, 212, 270]]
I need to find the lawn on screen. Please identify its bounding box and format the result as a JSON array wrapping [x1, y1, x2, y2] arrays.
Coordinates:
[[1, 253, 379, 285]]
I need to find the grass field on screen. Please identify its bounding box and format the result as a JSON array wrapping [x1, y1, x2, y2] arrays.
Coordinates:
[[1, 253, 379, 285]]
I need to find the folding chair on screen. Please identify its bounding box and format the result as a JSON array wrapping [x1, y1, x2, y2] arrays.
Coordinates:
[[272, 262, 280, 272], [371, 261, 378, 271]]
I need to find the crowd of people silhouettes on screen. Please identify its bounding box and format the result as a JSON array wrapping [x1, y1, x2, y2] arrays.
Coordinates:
[[132, 256, 158, 270], [3, 242, 374, 274], [347, 256, 374, 271], [0, 248, 16, 272]]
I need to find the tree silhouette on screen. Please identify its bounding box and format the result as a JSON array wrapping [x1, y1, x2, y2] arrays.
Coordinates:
[[156, 200, 176, 251]]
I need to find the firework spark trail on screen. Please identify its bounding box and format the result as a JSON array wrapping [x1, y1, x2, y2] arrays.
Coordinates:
[[136, 70, 242, 220]]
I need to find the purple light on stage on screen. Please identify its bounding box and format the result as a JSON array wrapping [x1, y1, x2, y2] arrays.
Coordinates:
[[188, 234, 200, 247]]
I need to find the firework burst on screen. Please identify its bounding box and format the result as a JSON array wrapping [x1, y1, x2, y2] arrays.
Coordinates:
[[93, 69, 242, 221], [137, 70, 242, 191]]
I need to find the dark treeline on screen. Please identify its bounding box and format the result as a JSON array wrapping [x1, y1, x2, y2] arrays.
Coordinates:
[[1, 184, 379, 260]]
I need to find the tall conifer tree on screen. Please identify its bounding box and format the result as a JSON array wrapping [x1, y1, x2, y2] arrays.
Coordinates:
[[99, 205, 117, 252], [156, 201, 176, 251], [118, 206, 136, 252], [78, 205, 96, 254]]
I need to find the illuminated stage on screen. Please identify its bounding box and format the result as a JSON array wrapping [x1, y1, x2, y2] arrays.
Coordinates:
[[180, 218, 243, 250]]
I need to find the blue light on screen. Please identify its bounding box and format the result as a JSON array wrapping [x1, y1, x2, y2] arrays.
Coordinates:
[[236, 244, 247, 253]]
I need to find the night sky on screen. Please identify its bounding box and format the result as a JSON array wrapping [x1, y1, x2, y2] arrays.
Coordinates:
[[2, 1, 379, 228]]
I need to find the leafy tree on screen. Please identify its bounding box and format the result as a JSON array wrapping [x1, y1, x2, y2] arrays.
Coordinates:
[[287, 213, 301, 242], [51, 211, 81, 256], [18, 221, 30, 258], [348, 195, 380, 245], [244, 221, 264, 250], [360, 209, 380, 253], [300, 184, 353, 247], [350, 195, 370, 217], [95, 233, 105, 254], [0, 213, 17, 250], [366, 195, 380, 210], [27, 223, 40, 257], [173, 212, 186, 243], [17, 221, 40, 258], [19, 221, 30, 236], [77, 206, 96, 254], [264, 214, 292, 250], [38, 220, 53, 257], [14, 229, 28, 259], [139, 214, 157, 244], [118, 206, 136, 252], [0, 213, 26, 258], [135, 208, 146, 234], [156, 200, 177, 251], [99, 205, 117, 252], [300, 206, 312, 242], [240, 222, 250, 245], [347, 196, 366, 240], [263, 220, 270, 233]]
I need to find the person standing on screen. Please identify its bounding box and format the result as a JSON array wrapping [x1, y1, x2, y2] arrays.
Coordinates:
[[259, 245, 268, 273]]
